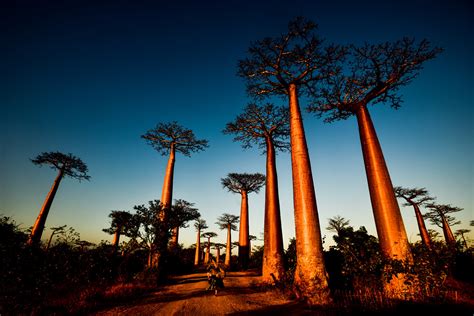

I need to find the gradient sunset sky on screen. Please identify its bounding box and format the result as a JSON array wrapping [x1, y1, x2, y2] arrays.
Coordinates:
[[1, 0, 472, 248]]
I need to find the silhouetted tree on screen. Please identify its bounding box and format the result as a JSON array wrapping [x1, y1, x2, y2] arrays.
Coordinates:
[[425, 204, 462, 248], [103, 210, 133, 253], [142, 122, 208, 270], [238, 17, 344, 304], [224, 103, 288, 281], [193, 218, 208, 266], [28, 151, 90, 246], [213, 243, 226, 263], [455, 229, 470, 249], [309, 37, 442, 296], [216, 213, 239, 267], [326, 216, 350, 236], [394, 187, 435, 249], [221, 173, 265, 269], [46, 225, 67, 250], [168, 199, 200, 248], [201, 232, 217, 264]]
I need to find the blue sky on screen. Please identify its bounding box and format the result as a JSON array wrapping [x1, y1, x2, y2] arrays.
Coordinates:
[[1, 0, 472, 249]]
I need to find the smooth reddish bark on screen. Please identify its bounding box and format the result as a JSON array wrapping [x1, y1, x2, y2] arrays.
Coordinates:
[[238, 190, 250, 269], [289, 84, 331, 305], [225, 223, 232, 267], [262, 137, 285, 282], [28, 168, 64, 246]]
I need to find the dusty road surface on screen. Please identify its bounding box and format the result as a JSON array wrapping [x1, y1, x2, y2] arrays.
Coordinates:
[[94, 271, 309, 315]]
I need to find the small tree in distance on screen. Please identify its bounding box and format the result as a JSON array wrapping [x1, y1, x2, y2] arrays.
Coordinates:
[[193, 218, 208, 266], [394, 186, 435, 249], [216, 213, 239, 267], [221, 173, 265, 269], [28, 151, 90, 246], [224, 103, 288, 282], [425, 203, 462, 248], [103, 210, 133, 253], [168, 199, 200, 248]]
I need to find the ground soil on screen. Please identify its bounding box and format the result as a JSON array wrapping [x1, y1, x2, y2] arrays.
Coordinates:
[[94, 271, 308, 315]]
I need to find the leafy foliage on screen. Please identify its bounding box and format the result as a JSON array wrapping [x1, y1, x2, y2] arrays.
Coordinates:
[[215, 213, 239, 231], [31, 151, 90, 181], [169, 199, 201, 230], [238, 17, 345, 97], [221, 172, 266, 194], [308, 38, 443, 122], [223, 103, 290, 153], [141, 121, 209, 157]]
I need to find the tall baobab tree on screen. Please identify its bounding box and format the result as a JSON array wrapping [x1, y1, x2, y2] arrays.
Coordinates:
[[103, 210, 133, 253], [193, 218, 208, 266], [201, 232, 218, 264], [28, 151, 90, 246], [168, 199, 200, 248], [425, 204, 462, 248], [224, 103, 289, 282], [142, 122, 208, 269], [309, 38, 442, 295], [216, 213, 239, 267], [238, 17, 343, 304], [221, 173, 265, 269], [394, 187, 435, 249], [326, 216, 350, 237]]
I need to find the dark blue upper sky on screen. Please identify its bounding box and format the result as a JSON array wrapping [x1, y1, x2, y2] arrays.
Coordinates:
[[1, 0, 472, 247]]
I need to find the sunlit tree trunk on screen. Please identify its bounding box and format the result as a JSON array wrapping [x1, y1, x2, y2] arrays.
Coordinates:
[[112, 227, 121, 253], [151, 145, 175, 271], [355, 103, 412, 295], [440, 214, 456, 247], [225, 223, 232, 267], [288, 83, 331, 305], [170, 227, 179, 248], [216, 247, 221, 262], [194, 228, 201, 266], [205, 241, 211, 264], [28, 168, 64, 246], [410, 202, 432, 249], [238, 190, 250, 269], [262, 137, 285, 283]]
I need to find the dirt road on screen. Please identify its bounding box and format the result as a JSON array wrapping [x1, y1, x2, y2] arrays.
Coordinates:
[[94, 271, 306, 315]]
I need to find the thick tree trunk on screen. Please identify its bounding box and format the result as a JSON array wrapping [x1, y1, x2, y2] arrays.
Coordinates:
[[225, 224, 232, 267], [440, 214, 456, 247], [262, 137, 285, 283], [170, 226, 179, 248], [355, 103, 413, 296], [28, 168, 64, 246], [288, 83, 331, 305], [112, 228, 121, 253], [205, 239, 211, 264], [194, 228, 200, 266], [216, 247, 221, 262], [238, 190, 250, 269], [410, 201, 432, 249], [151, 146, 175, 274]]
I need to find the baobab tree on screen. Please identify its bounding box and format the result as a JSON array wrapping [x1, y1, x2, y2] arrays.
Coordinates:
[[46, 225, 67, 250], [455, 229, 470, 249], [214, 243, 226, 263], [238, 17, 343, 304], [224, 103, 289, 281], [326, 216, 350, 237], [425, 204, 462, 248], [193, 218, 208, 266], [142, 122, 208, 269], [221, 173, 265, 269], [103, 210, 133, 253], [216, 213, 239, 267], [168, 199, 200, 248], [201, 232, 218, 264], [308, 38, 442, 295], [394, 187, 435, 249], [28, 151, 90, 246]]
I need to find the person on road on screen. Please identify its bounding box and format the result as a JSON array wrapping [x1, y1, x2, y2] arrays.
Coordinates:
[[206, 259, 225, 295]]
